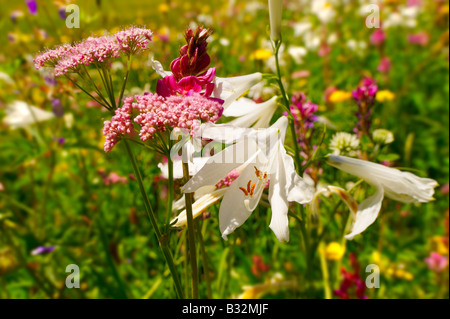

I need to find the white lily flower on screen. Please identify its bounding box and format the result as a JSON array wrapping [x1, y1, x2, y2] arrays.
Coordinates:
[[3, 101, 54, 129], [327, 154, 438, 240], [223, 96, 278, 129], [182, 117, 314, 242]]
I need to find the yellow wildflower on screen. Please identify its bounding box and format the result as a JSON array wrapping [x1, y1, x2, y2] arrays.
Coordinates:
[[250, 49, 273, 61], [237, 273, 296, 299], [376, 90, 395, 103], [158, 3, 169, 14], [324, 242, 346, 260], [429, 236, 449, 255], [328, 90, 352, 103]]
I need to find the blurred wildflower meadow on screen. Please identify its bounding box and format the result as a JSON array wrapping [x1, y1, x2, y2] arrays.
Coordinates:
[[0, 0, 449, 300]]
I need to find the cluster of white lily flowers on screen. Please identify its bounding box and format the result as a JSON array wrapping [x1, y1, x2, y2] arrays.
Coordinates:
[[150, 60, 438, 243], [144, 0, 439, 245]]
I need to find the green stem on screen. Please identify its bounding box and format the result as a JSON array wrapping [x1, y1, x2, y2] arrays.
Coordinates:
[[65, 75, 111, 110], [82, 65, 112, 109], [2, 228, 55, 298], [273, 40, 303, 174], [165, 142, 175, 230], [182, 160, 199, 299], [118, 55, 132, 108], [123, 140, 184, 299], [319, 242, 332, 299], [96, 216, 129, 298], [198, 220, 212, 298]]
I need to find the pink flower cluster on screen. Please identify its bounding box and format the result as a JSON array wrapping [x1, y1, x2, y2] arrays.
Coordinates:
[[352, 77, 378, 101], [115, 27, 153, 55], [34, 27, 153, 76], [103, 93, 223, 152], [33, 44, 72, 69], [55, 36, 122, 76]]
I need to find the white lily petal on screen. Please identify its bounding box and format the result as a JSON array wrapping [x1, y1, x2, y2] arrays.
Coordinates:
[[213, 73, 263, 110], [328, 154, 438, 204], [222, 97, 263, 117], [171, 188, 228, 228], [226, 97, 278, 129], [268, 151, 290, 243], [151, 59, 172, 78], [344, 182, 384, 240], [182, 138, 260, 193], [326, 186, 359, 217], [158, 156, 209, 180], [285, 153, 315, 204], [220, 151, 269, 240], [198, 122, 254, 144], [172, 185, 217, 212]]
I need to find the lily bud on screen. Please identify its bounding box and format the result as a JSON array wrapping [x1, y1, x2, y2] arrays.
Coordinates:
[[268, 0, 283, 42]]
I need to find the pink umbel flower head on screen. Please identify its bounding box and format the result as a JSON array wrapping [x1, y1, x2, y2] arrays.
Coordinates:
[[115, 27, 153, 55], [102, 95, 138, 152], [34, 44, 73, 69], [102, 93, 223, 152], [34, 27, 153, 76], [54, 35, 121, 76]]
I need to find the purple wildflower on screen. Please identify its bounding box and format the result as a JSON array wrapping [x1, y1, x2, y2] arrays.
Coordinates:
[[58, 7, 66, 20], [51, 98, 64, 117], [31, 245, 55, 256], [26, 0, 38, 15]]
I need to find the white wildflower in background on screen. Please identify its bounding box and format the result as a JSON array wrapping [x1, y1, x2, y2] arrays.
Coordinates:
[[2, 101, 54, 129], [311, 0, 337, 24], [329, 132, 360, 156], [372, 129, 394, 145]]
